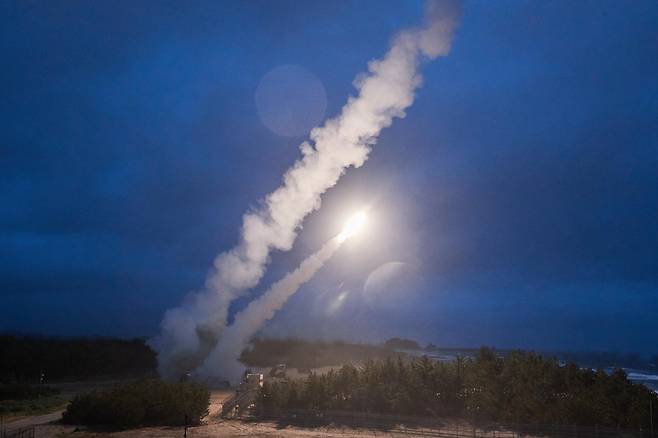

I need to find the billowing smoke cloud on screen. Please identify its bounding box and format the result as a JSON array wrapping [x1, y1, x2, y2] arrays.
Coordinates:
[[197, 236, 343, 383], [153, 0, 461, 380]]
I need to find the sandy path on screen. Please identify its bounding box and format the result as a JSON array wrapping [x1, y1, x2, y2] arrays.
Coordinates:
[[5, 409, 64, 431], [35, 420, 386, 437]]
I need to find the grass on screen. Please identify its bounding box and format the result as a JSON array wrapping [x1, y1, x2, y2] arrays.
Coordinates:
[[0, 394, 69, 421]]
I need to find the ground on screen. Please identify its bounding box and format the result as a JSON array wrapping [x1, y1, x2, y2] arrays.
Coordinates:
[[30, 421, 410, 437], [3, 389, 408, 437], [0, 380, 154, 436], [4, 388, 500, 438]]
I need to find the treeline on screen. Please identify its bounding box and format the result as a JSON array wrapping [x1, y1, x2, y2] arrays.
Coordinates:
[[383, 338, 422, 351], [260, 347, 658, 430], [0, 335, 156, 382], [241, 338, 400, 369]]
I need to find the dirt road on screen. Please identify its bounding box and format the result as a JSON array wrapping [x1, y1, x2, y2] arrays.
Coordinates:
[[34, 419, 395, 437], [4, 409, 64, 433]]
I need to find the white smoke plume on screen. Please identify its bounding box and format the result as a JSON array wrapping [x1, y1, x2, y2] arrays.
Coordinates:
[[153, 0, 461, 380], [197, 236, 343, 382]]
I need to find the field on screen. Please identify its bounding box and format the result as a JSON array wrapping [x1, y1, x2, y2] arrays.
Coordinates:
[[5, 383, 654, 438], [14, 410, 637, 438], [4, 389, 473, 438], [20, 420, 420, 437], [5, 389, 401, 437], [0, 393, 68, 422], [0, 380, 159, 436]]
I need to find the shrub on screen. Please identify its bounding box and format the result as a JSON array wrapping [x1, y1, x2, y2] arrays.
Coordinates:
[[62, 379, 209, 429]]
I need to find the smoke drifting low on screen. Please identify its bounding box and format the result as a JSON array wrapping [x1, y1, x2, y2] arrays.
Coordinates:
[[197, 236, 343, 383], [153, 0, 461, 381]]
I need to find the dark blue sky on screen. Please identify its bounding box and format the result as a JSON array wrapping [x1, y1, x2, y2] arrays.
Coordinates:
[[1, 1, 657, 353]]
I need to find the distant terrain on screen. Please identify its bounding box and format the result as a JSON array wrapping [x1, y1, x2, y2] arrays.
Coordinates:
[[0, 335, 157, 423], [0, 335, 156, 383], [240, 337, 401, 369], [2, 334, 656, 388]]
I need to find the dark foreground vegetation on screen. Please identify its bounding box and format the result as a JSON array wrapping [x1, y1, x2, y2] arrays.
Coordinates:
[[241, 337, 400, 368], [0, 335, 156, 382], [62, 379, 209, 429], [261, 347, 658, 430]]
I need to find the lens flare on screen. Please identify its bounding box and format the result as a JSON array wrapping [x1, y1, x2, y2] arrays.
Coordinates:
[[339, 211, 367, 242]]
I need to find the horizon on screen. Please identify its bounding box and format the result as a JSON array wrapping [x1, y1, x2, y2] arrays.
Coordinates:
[[2, 331, 656, 360]]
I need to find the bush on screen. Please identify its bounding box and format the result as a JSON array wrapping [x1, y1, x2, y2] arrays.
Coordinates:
[[62, 379, 209, 429]]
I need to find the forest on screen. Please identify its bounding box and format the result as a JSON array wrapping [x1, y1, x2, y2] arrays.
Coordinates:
[[260, 347, 658, 430], [0, 335, 156, 382]]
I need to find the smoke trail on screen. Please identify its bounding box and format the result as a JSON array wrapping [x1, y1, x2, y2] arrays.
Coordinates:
[[197, 236, 343, 383], [153, 0, 461, 380]]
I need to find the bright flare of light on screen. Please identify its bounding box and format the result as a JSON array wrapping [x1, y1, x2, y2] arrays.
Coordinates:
[[338, 211, 367, 242]]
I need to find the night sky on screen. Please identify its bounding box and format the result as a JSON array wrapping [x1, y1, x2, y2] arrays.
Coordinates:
[[2, 1, 657, 353]]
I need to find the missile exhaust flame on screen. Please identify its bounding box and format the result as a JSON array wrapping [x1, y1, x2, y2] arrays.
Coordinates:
[[339, 211, 367, 242]]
